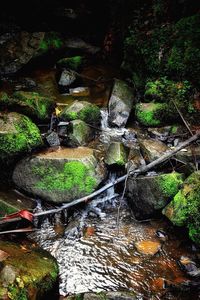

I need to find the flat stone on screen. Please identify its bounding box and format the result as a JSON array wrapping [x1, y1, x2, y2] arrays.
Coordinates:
[[139, 138, 168, 162]]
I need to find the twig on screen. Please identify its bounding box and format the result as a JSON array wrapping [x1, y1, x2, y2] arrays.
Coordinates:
[[172, 100, 193, 136]]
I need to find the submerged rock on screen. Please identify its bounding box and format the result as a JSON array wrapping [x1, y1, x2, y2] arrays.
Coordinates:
[[135, 102, 168, 127], [60, 100, 101, 125], [67, 120, 93, 147], [139, 138, 168, 162], [108, 79, 134, 127], [0, 112, 42, 161], [126, 172, 184, 219], [135, 240, 161, 255], [13, 147, 106, 203], [0, 240, 58, 299], [178, 256, 200, 277], [163, 171, 200, 244], [105, 142, 129, 167]]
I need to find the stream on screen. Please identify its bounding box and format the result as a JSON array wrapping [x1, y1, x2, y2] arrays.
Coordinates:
[[1, 63, 200, 300]]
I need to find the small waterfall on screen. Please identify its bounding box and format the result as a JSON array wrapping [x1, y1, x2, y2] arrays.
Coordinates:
[[100, 108, 136, 145]]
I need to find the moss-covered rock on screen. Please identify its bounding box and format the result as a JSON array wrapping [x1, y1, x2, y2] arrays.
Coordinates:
[[163, 171, 200, 244], [104, 142, 128, 167], [0, 240, 59, 299], [67, 120, 93, 147], [126, 172, 184, 219], [12, 147, 106, 203], [135, 102, 168, 126], [37, 32, 63, 55], [60, 100, 101, 125], [0, 112, 42, 161], [12, 91, 55, 120], [57, 56, 83, 71]]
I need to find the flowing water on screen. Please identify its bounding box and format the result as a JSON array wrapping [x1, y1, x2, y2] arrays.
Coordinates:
[[29, 107, 199, 299]]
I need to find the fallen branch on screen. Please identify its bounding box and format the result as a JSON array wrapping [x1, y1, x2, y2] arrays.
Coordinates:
[[0, 131, 199, 224]]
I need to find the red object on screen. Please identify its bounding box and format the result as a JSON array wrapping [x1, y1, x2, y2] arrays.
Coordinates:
[[1, 210, 33, 223]]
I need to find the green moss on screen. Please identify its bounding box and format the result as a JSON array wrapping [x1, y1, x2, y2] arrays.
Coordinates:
[[66, 111, 78, 120], [135, 102, 167, 126], [0, 114, 42, 160], [170, 125, 178, 135], [0, 201, 17, 217], [33, 161, 97, 197], [39, 32, 63, 53], [13, 91, 54, 120], [57, 56, 83, 70], [79, 105, 100, 124], [156, 172, 184, 197], [7, 284, 27, 300]]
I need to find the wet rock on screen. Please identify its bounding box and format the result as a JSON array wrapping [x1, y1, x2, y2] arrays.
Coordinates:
[[83, 291, 138, 300], [135, 103, 168, 127], [127, 146, 146, 172], [178, 256, 200, 277], [45, 131, 60, 147], [69, 87, 90, 97], [4, 77, 37, 91], [135, 240, 161, 255], [58, 69, 77, 87], [13, 147, 106, 203], [163, 171, 200, 244], [0, 112, 43, 161], [126, 172, 184, 219], [67, 120, 93, 147], [147, 126, 172, 141], [156, 229, 168, 242], [0, 240, 58, 299], [0, 32, 45, 74], [108, 79, 134, 127], [2, 91, 55, 121], [105, 142, 129, 167], [139, 138, 168, 162], [175, 145, 200, 164], [64, 38, 100, 54], [60, 100, 101, 125]]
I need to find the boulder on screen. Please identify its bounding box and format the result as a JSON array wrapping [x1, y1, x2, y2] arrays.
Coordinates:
[[0, 112, 42, 161], [135, 102, 168, 127], [58, 69, 77, 87], [60, 100, 101, 125], [11, 91, 55, 120], [13, 147, 106, 203], [0, 240, 58, 299], [108, 79, 134, 127], [67, 120, 93, 147], [162, 171, 200, 244], [0, 32, 45, 74], [139, 138, 168, 162], [104, 142, 129, 167], [126, 172, 184, 219]]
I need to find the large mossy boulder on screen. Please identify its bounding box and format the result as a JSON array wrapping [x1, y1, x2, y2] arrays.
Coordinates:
[[163, 171, 200, 244], [12, 91, 55, 120], [126, 172, 184, 219], [0, 112, 42, 161], [108, 79, 134, 127], [0, 241, 58, 299], [60, 101, 100, 125], [135, 103, 168, 127], [12, 147, 106, 203]]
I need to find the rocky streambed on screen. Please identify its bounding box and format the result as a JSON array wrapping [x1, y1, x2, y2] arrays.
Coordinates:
[[0, 55, 200, 300]]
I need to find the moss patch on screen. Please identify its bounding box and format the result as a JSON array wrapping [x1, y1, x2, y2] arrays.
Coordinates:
[[135, 102, 167, 126], [33, 161, 97, 197], [57, 56, 83, 70], [156, 172, 184, 198], [0, 113, 42, 160], [38, 32, 63, 54], [163, 171, 200, 244], [13, 91, 54, 120]]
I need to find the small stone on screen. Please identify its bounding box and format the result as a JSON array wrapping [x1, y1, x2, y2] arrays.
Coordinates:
[[69, 87, 90, 97], [105, 142, 129, 167], [46, 131, 60, 147], [0, 265, 17, 286], [58, 69, 76, 86], [135, 240, 161, 255]]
